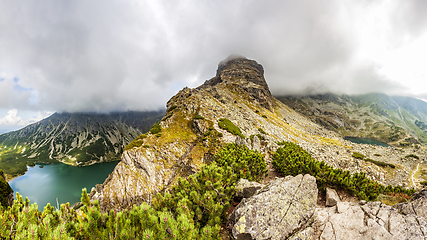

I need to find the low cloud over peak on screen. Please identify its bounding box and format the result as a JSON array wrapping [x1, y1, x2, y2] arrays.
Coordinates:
[[0, 0, 426, 115]]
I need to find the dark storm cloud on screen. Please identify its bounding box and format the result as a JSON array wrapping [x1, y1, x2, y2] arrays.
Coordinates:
[[0, 0, 426, 113]]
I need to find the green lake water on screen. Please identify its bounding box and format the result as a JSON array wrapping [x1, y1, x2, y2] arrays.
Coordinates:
[[9, 161, 119, 210], [344, 136, 389, 147]]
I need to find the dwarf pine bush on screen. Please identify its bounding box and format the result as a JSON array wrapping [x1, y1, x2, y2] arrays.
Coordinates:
[[272, 141, 415, 201]]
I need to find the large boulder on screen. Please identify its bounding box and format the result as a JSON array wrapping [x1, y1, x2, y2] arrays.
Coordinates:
[[394, 188, 427, 219], [228, 174, 318, 240], [314, 201, 427, 240]]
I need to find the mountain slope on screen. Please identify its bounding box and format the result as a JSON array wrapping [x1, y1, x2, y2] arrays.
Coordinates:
[[276, 93, 427, 146], [0, 111, 164, 179], [92, 57, 427, 211]]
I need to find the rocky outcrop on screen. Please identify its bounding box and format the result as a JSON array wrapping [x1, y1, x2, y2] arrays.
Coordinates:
[[235, 178, 265, 199], [228, 174, 318, 240], [0, 169, 13, 207], [314, 201, 427, 240], [201, 56, 275, 112], [0, 111, 164, 179], [326, 187, 340, 207], [394, 188, 427, 219]]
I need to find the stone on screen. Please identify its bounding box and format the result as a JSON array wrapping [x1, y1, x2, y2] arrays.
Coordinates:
[[313, 201, 427, 240], [394, 188, 427, 219], [228, 174, 318, 240], [325, 187, 340, 207], [235, 178, 265, 199]]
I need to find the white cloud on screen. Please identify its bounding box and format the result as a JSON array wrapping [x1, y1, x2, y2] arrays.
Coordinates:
[[0, 109, 53, 132], [0, 0, 426, 113], [0, 109, 25, 126]]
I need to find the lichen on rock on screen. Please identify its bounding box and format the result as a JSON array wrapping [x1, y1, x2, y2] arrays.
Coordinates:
[[228, 174, 318, 240]]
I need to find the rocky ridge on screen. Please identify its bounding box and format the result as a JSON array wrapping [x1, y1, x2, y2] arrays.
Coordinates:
[[277, 93, 427, 147], [228, 178, 427, 240], [91, 57, 426, 212], [0, 111, 164, 179]]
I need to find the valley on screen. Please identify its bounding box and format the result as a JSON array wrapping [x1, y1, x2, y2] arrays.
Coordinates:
[[276, 93, 427, 147], [0, 111, 164, 180]]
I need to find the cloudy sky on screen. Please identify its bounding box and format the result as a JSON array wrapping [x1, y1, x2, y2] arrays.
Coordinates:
[[1, 0, 427, 133]]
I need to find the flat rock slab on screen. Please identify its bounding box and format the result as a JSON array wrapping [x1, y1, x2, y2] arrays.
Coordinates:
[[314, 201, 427, 240], [229, 174, 318, 240]]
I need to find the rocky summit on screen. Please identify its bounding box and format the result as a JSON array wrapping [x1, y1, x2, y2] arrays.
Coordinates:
[[91, 57, 426, 213]]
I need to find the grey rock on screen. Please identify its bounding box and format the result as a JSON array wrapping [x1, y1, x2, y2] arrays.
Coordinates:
[[235, 178, 265, 199], [229, 174, 318, 240], [394, 188, 427, 219], [251, 134, 261, 152], [314, 201, 427, 240], [325, 187, 340, 207], [192, 118, 209, 136]]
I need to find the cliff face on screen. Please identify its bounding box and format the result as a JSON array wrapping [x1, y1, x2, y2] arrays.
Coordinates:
[[92, 57, 427, 211], [0, 169, 13, 207]]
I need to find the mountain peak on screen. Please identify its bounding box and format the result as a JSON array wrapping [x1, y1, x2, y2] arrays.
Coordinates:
[[202, 56, 274, 111]]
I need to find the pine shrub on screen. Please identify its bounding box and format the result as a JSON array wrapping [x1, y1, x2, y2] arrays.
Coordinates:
[[218, 118, 245, 138], [149, 123, 161, 135], [272, 141, 415, 201]]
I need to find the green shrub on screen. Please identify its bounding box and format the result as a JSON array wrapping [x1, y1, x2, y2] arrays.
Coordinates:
[[405, 154, 419, 159], [365, 158, 395, 168], [149, 123, 161, 135], [124, 134, 148, 151], [153, 143, 267, 236], [0, 191, 207, 239], [262, 115, 267, 119], [374, 153, 381, 157], [272, 142, 414, 201], [218, 118, 245, 138], [193, 115, 205, 120], [420, 181, 427, 186], [167, 105, 177, 112], [352, 152, 366, 160], [258, 128, 267, 135], [214, 144, 268, 182], [161, 114, 173, 121]]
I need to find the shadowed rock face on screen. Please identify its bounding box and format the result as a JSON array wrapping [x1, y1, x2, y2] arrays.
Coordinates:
[[202, 56, 275, 111], [0, 170, 13, 207]]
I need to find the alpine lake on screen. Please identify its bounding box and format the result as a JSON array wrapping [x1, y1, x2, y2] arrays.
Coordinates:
[[8, 161, 119, 210], [344, 136, 390, 147]]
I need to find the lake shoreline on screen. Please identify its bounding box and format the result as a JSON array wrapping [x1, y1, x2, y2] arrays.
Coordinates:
[[9, 161, 120, 210], [6, 158, 121, 182], [343, 136, 390, 147]]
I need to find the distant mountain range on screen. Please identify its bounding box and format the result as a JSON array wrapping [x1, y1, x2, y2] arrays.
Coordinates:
[[276, 93, 427, 147], [0, 111, 164, 179]]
